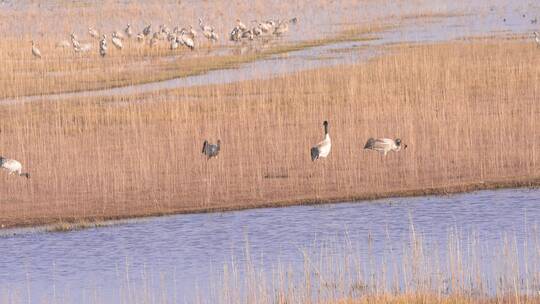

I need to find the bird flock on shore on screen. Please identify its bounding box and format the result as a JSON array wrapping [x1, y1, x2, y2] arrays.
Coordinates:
[[3, 120, 405, 179], [30, 17, 298, 58]]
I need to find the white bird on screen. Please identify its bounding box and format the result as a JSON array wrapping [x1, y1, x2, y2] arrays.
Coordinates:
[[0, 157, 30, 179], [124, 23, 133, 37], [203, 29, 218, 42], [88, 27, 99, 38], [364, 138, 407, 156], [170, 36, 179, 50], [31, 40, 41, 58], [136, 33, 145, 42], [111, 32, 123, 49], [252, 26, 262, 37], [311, 121, 331, 161], [259, 20, 274, 33], [178, 30, 195, 50], [143, 24, 152, 36], [534, 32, 540, 47], [113, 30, 125, 40], [71, 33, 81, 49]]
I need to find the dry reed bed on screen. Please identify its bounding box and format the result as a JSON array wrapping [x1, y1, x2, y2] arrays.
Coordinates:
[[0, 39, 539, 228], [0, 29, 379, 99], [210, 225, 540, 304]]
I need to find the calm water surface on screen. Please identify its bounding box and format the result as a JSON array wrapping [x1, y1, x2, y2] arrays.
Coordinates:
[[0, 188, 539, 303]]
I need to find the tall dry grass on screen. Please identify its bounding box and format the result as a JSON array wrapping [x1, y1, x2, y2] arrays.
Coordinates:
[[0, 39, 539, 227], [209, 224, 540, 304]]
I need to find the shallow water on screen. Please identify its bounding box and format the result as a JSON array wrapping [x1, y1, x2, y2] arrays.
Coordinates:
[[1, 0, 538, 104], [0, 188, 539, 303]]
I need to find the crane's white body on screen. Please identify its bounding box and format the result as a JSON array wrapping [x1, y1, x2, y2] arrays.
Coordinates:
[[311, 121, 331, 161], [88, 27, 100, 38], [31, 41, 41, 58], [534, 32, 540, 47], [112, 33, 123, 49], [315, 134, 331, 158], [0, 157, 29, 178]]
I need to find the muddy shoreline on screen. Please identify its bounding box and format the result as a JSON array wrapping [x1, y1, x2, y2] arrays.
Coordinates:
[[3, 177, 539, 231]]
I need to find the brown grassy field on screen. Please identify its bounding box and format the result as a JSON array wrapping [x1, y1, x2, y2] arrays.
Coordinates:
[[0, 38, 539, 228], [0, 29, 380, 99]]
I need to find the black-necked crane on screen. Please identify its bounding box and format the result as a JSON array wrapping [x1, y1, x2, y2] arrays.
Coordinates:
[[111, 32, 123, 49], [203, 29, 219, 42], [364, 138, 407, 156], [230, 26, 242, 42], [88, 27, 99, 39], [71, 33, 81, 49], [170, 36, 179, 50], [178, 29, 195, 50], [202, 140, 221, 160], [99, 34, 107, 57], [31, 40, 41, 58], [311, 121, 331, 161], [125, 23, 133, 38], [136, 33, 145, 42], [143, 24, 152, 36], [534, 32, 540, 47], [259, 20, 275, 34], [0, 157, 30, 179]]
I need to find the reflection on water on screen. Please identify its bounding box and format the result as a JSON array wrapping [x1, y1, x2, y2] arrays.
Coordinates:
[[0, 188, 539, 302]]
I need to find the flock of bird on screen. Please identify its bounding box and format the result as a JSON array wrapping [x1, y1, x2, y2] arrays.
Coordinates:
[[202, 120, 407, 164], [29, 17, 298, 58], [2, 120, 405, 179]]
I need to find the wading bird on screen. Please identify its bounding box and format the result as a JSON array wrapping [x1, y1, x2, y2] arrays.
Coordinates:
[[534, 32, 540, 47], [124, 23, 133, 37], [311, 121, 331, 161], [88, 27, 99, 38], [178, 29, 195, 50], [203, 29, 219, 42], [170, 36, 179, 50], [143, 24, 152, 36], [230, 26, 242, 42], [99, 34, 107, 57], [31, 40, 41, 58], [0, 157, 30, 179], [364, 138, 407, 156], [202, 140, 221, 159], [111, 32, 123, 49]]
